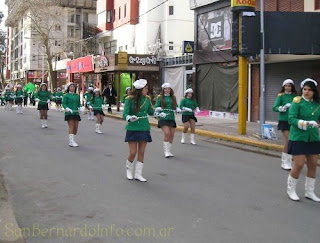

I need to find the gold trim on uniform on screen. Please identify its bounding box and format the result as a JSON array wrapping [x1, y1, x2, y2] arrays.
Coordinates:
[[293, 96, 301, 103]]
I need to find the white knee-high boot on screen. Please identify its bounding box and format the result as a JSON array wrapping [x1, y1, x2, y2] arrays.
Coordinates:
[[168, 143, 174, 157], [190, 133, 196, 145], [287, 174, 300, 201], [134, 161, 147, 182], [41, 119, 45, 128], [281, 152, 291, 170], [305, 177, 320, 202], [68, 134, 78, 147], [95, 124, 102, 134], [181, 133, 186, 144], [163, 142, 170, 158], [126, 160, 134, 180]]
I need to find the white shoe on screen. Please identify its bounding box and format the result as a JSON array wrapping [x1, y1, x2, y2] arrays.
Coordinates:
[[305, 177, 320, 202], [163, 142, 171, 158], [126, 160, 134, 180], [95, 124, 102, 134], [190, 133, 196, 145], [181, 133, 186, 144], [281, 153, 291, 170], [88, 115, 91, 120], [287, 175, 300, 201], [44, 120, 48, 128], [41, 119, 45, 129], [68, 134, 78, 147], [167, 143, 174, 157], [134, 161, 147, 182], [19, 106, 23, 114]]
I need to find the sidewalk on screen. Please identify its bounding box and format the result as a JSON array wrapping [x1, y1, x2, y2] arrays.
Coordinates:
[[106, 107, 284, 154]]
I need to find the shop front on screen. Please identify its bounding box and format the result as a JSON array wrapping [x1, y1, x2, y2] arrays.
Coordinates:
[[94, 53, 160, 110]]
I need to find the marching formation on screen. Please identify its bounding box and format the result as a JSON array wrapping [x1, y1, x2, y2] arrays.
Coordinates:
[[2, 77, 320, 204]]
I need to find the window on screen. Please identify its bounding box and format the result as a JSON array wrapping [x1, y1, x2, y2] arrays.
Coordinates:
[[68, 26, 75, 38], [119, 7, 121, 19], [169, 41, 174, 51], [316, 1, 320, 9], [68, 12, 75, 23], [55, 24, 61, 31], [20, 46, 23, 56], [124, 4, 127, 17], [107, 11, 112, 23], [119, 46, 123, 51], [169, 6, 174, 15], [76, 14, 81, 24], [125, 45, 128, 50], [104, 40, 117, 54]]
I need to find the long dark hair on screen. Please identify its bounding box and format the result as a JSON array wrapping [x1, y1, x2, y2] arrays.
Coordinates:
[[279, 83, 297, 94], [302, 81, 320, 103], [132, 88, 144, 113], [159, 89, 177, 108], [184, 92, 195, 100], [66, 84, 77, 93]]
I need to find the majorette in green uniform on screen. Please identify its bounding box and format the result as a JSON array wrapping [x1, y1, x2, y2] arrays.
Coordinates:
[[286, 78, 320, 203], [54, 87, 64, 112], [15, 84, 24, 114], [4, 85, 15, 111], [62, 82, 84, 147], [35, 83, 52, 128], [179, 88, 200, 145], [123, 79, 163, 182], [122, 87, 132, 104], [272, 79, 297, 170], [90, 88, 105, 134], [84, 87, 94, 120], [155, 82, 181, 158]]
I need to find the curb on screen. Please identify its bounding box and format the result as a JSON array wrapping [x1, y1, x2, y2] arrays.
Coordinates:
[[106, 113, 284, 152]]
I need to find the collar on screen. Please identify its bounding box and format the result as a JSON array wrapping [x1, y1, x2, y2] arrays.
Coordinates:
[[284, 91, 292, 94], [69, 92, 74, 94], [302, 95, 313, 102], [164, 94, 170, 97]]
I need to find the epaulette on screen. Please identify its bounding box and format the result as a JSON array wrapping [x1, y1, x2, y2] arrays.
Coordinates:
[[277, 93, 284, 97], [293, 96, 301, 103], [157, 95, 162, 98], [125, 95, 133, 100], [146, 95, 151, 100]]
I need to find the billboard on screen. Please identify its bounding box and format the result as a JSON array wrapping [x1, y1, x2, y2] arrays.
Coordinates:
[[197, 7, 232, 51], [231, 0, 256, 11]]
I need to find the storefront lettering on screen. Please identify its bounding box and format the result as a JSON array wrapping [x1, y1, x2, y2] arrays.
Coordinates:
[[129, 56, 157, 66]]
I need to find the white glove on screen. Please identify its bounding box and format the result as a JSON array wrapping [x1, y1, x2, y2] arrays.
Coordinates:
[[65, 107, 73, 113], [126, 115, 138, 122], [79, 107, 85, 113], [159, 112, 167, 118], [176, 107, 182, 113], [298, 120, 308, 130], [46, 99, 50, 103], [35, 98, 40, 102], [195, 107, 200, 113], [278, 106, 287, 112], [284, 103, 291, 108], [308, 120, 318, 128], [88, 105, 93, 109], [102, 104, 106, 109], [183, 107, 192, 112], [155, 107, 163, 112]]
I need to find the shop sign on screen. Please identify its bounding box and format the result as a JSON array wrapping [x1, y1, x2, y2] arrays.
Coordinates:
[[231, 0, 256, 11], [67, 56, 93, 73], [128, 55, 157, 66], [58, 72, 67, 79], [27, 71, 44, 78]]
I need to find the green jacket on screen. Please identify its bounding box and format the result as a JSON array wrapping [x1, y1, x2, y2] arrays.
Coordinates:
[[5, 91, 14, 101], [273, 93, 297, 121], [35, 90, 51, 105], [288, 96, 320, 142], [55, 91, 63, 101], [122, 94, 128, 104], [84, 92, 94, 105], [62, 92, 81, 116], [179, 98, 198, 115], [155, 95, 177, 121], [15, 90, 24, 99], [91, 96, 105, 111], [123, 95, 155, 131]]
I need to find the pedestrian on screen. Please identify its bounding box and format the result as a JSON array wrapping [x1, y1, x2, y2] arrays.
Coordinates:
[[123, 79, 165, 181], [62, 82, 83, 147], [84, 87, 94, 120], [23, 89, 28, 107], [179, 88, 200, 145], [55, 87, 64, 112], [35, 83, 51, 128], [155, 83, 181, 158], [102, 82, 117, 113], [15, 84, 24, 114], [4, 85, 14, 111], [90, 88, 105, 134], [273, 79, 297, 170], [122, 87, 132, 104], [287, 78, 320, 202]]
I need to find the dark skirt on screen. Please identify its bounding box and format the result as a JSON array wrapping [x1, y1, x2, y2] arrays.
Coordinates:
[[288, 140, 320, 155], [125, 131, 152, 142], [182, 114, 197, 123], [65, 115, 81, 121], [37, 103, 49, 110], [277, 121, 290, 131], [15, 98, 23, 104], [94, 110, 105, 116], [55, 100, 62, 105], [158, 119, 177, 128]]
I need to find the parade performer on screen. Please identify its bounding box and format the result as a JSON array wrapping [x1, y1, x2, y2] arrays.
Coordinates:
[[54, 87, 64, 112], [123, 79, 166, 181], [84, 87, 94, 120], [155, 83, 181, 158], [90, 88, 105, 134], [0, 89, 4, 106], [35, 83, 51, 128], [122, 87, 132, 104], [4, 86, 14, 111], [273, 79, 297, 170], [62, 82, 83, 147], [287, 78, 320, 202], [179, 88, 200, 145], [15, 84, 24, 114]]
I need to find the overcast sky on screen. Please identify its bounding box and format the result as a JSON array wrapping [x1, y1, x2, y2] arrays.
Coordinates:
[[0, 0, 8, 30]]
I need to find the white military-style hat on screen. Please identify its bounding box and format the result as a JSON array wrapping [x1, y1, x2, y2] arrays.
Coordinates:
[[161, 83, 171, 89], [133, 79, 147, 89], [125, 87, 131, 91], [300, 78, 318, 88], [16, 84, 22, 88], [282, 79, 294, 86], [93, 88, 100, 92], [184, 88, 193, 94], [57, 87, 61, 90], [88, 86, 94, 91], [40, 83, 47, 87]]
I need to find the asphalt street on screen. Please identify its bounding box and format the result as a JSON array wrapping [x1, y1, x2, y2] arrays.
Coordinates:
[[0, 106, 320, 243]]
